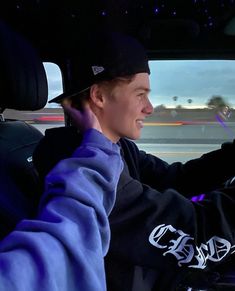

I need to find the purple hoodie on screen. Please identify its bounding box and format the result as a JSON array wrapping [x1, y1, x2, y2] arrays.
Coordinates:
[[0, 129, 123, 291]]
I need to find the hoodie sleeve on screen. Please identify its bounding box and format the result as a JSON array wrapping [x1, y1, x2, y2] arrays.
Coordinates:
[[0, 129, 123, 291], [138, 141, 235, 196]]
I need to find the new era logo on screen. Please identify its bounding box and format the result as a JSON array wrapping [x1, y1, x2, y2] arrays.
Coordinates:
[[92, 65, 105, 75]]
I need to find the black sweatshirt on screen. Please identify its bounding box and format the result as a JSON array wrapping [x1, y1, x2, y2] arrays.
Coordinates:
[[33, 126, 235, 291]]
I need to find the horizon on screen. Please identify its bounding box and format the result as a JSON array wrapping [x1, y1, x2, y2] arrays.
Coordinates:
[[43, 59, 235, 109]]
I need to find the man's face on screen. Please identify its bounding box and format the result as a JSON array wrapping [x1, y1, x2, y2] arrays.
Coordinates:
[[101, 72, 153, 141]]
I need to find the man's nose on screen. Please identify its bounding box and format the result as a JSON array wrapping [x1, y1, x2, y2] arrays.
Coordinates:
[[143, 98, 154, 115]]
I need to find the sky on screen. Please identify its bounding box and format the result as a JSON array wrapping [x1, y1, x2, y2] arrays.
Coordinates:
[[44, 59, 235, 109], [149, 60, 235, 108]]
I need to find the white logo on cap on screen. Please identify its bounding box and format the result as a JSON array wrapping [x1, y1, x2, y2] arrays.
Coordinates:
[[92, 66, 105, 75]]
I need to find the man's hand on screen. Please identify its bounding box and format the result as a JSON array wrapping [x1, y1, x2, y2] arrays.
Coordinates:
[[61, 99, 102, 133]]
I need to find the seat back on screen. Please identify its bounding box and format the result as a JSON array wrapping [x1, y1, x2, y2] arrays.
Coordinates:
[[0, 20, 48, 238]]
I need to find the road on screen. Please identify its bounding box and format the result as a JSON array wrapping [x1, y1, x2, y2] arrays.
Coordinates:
[[136, 143, 220, 163], [32, 122, 231, 163]]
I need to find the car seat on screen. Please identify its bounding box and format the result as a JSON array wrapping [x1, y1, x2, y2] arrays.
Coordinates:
[[0, 20, 48, 239]]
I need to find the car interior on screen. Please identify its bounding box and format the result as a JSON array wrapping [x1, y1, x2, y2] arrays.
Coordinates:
[[0, 19, 48, 238], [1, 0, 235, 289]]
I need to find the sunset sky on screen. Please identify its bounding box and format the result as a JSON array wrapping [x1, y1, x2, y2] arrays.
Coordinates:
[[44, 59, 235, 109]]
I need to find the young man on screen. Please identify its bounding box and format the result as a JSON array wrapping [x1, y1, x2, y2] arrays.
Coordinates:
[[0, 104, 123, 291], [34, 31, 235, 290]]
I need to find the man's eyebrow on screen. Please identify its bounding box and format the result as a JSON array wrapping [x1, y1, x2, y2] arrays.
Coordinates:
[[134, 87, 151, 92]]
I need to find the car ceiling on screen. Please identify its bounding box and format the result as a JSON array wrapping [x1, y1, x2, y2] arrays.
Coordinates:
[[1, 0, 235, 61]]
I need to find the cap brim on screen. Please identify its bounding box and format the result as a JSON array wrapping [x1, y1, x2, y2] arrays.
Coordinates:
[[48, 92, 69, 104], [48, 86, 91, 104]]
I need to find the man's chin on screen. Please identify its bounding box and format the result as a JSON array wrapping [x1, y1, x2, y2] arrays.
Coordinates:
[[124, 132, 141, 141]]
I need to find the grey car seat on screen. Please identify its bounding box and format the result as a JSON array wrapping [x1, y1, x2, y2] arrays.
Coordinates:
[[0, 20, 48, 238]]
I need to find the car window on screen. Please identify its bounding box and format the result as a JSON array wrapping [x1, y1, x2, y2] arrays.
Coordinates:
[[4, 60, 235, 163], [136, 60, 235, 163], [44, 62, 63, 107]]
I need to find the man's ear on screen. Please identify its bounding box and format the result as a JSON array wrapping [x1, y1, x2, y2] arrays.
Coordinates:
[[89, 84, 105, 109]]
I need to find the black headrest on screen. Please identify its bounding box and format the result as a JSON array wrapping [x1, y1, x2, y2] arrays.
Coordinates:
[[0, 20, 48, 111]]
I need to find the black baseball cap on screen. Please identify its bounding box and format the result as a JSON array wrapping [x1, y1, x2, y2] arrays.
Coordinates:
[[49, 31, 150, 103]]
